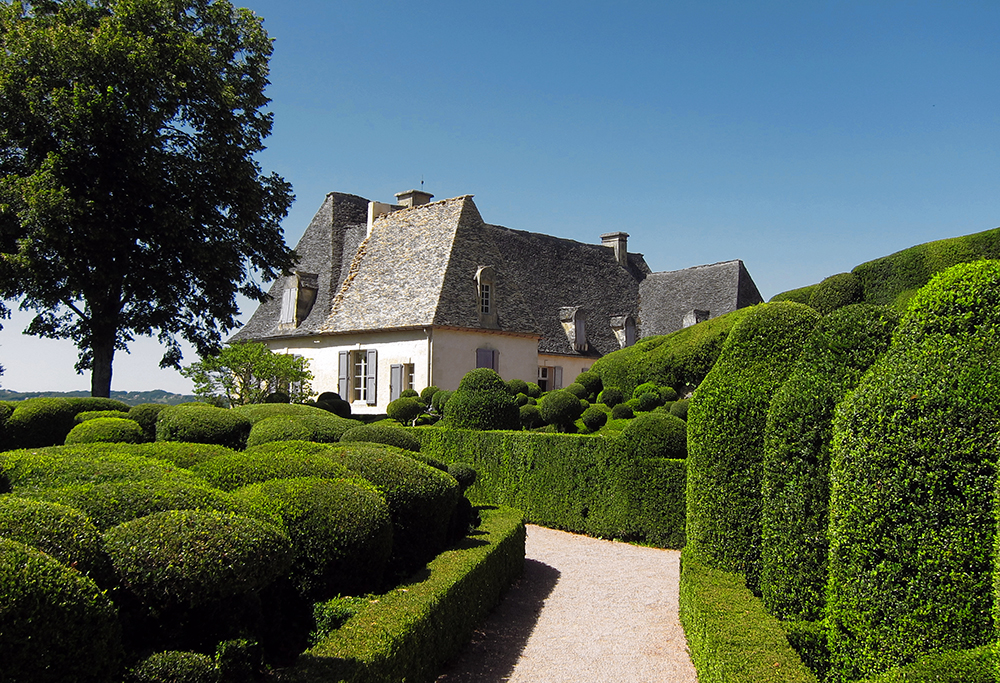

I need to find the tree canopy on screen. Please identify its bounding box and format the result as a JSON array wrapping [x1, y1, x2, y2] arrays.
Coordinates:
[[0, 0, 296, 396], [181, 341, 313, 406]]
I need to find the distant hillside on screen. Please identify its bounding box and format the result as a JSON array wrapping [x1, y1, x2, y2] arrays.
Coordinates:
[[0, 389, 198, 406]]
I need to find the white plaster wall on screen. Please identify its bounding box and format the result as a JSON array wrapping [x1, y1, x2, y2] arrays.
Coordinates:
[[537, 354, 594, 389], [265, 329, 430, 414], [430, 329, 540, 390]]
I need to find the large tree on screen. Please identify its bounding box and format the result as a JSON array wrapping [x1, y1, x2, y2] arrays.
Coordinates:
[[0, 0, 295, 396]]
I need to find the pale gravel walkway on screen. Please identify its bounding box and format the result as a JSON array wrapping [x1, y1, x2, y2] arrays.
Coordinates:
[[436, 524, 698, 683]]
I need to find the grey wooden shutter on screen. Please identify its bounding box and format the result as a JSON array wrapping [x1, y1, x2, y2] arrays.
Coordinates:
[[366, 349, 377, 404], [338, 351, 349, 398], [390, 364, 403, 401], [476, 348, 491, 368], [491, 349, 500, 372], [553, 366, 563, 390]]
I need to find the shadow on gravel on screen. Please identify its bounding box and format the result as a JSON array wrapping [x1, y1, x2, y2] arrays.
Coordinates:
[[435, 558, 561, 682]]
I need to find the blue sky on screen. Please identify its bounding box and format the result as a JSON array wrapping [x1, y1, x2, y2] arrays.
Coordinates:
[[2, 0, 999, 393]]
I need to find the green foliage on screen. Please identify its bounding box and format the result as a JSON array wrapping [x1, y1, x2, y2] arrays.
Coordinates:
[[419, 386, 440, 403], [231, 477, 393, 599], [538, 389, 584, 430], [104, 509, 293, 610], [611, 403, 634, 420], [863, 646, 993, 683], [620, 412, 687, 458], [65, 416, 144, 445], [264, 391, 290, 403], [564, 382, 589, 399], [232, 402, 359, 441], [192, 441, 351, 491], [808, 272, 863, 314], [387, 397, 424, 426], [686, 302, 820, 589], [296, 507, 524, 683], [519, 404, 544, 429], [525, 382, 542, 399], [760, 304, 899, 621], [126, 442, 237, 470], [678, 548, 819, 683], [430, 389, 452, 414], [597, 386, 623, 407], [574, 370, 602, 397], [341, 423, 422, 452], [444, 369, 519, 431], [580, 405, 608, 432], [129, 403, 168, 441], [246, 415, 312, 447], [446, 463, 478, 493], [6, 397, 77, 448], [75, 409, 130, 423], [129, 651, 218, 683], [0, 0, 295, 397], [635, 390, 662, 411], [0, 538, 123, 683], [632, 381, 660, 399], [156, 404, 252, 449], [769, 283, 819, 306], [826, 261, 1000, 681], [669, 398, 690, 420], [0, 496, 113, 586], [503, 378, 527, 397], [65, 397, 132, 414], [782, 620, 830, 682], [659, 385, 679, 402], [591, 308, 749, 397], [181, 343, 313, 406], [324, 444, 460, 574]]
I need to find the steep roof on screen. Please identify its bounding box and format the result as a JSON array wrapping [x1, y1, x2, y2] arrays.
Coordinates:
[[638, 259, 763, 337]]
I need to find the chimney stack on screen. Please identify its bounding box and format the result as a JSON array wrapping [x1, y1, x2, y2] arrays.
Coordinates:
[[395, 189, 434, 208], [601, 232, 629, 267]]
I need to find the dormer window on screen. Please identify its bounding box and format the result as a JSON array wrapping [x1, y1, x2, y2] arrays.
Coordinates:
[[278, 272, 319, 330], [560, 306, 589, 352], [475, 266, 498, 328], [611, 315, 636, 348]]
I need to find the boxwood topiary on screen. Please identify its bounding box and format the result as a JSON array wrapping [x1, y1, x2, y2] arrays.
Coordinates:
[[192, 442, 351, 491], [505, 378, 528, 396], [514, 392, 529, 407], [659, 386, 679, 403], [129, 403, 168, 442], [632, 381, 659, 399], [232, 403, 359, 439], [127, 442, 238, 469], [128, 651, 218, 683], [0, 537, 123, 683], [611, 403, 634, 420], [635, 391, 661, 412], [104, 509, 294, 610], [598, 387, 624, 407], [619, 412, 687, 458], [538, 390, 584, 431], [0, 497, 114, 586], [669, 398, 690, 421], [574, 371, 602, 398], [340, 424, 421, 452], [431, 389, 452, 415], [324, 444, 460, 574], [386, 397, 424, 426], [157, 405, 252, 450], [444, 369, 520, 431], [245, 416, 313, 448], [420, 386, 440, 403], [231, 477, 393, 599], [446, 463, 478, 493], [519, 404, 545, 430], [825, 261, 1000, 681], [759, 304, 899, 621], [6, 397, 78, 448], [525, 382, 542, 399], [564, 382, 589, 400], [685, 301, 820, 590], [75, 409, 130, 424], [580, 405, 608, 432], [808, 272, 863, 315], [65, 397, 132, 414], [65, 417, 145, 445]]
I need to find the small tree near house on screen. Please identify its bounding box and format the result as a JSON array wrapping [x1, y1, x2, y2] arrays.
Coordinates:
[[181, 342, 313, 406]]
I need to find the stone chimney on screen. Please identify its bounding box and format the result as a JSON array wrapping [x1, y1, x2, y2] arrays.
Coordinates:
[[601, 232, 629, 267], [395, 189, 434, 208]]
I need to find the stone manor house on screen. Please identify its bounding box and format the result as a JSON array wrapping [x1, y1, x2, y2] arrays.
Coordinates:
[[233, 189, 763, 413]]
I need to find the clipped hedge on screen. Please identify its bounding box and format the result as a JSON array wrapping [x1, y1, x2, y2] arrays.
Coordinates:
[[443, 368, 519, 431], [192, 441, 351, 491], [863, 646, 993, 683], [760, 304, 899, 621], [156, 404, 252, 449], [65, 416, 145, 445], [246, 415, 313, 447], [104, 509, 294, 610], [678, 548, 819, 683], [620, 412, 687, 459], [128, 441, 238, 469], [769, 283, 819, 306], [686, 302, 820, 589], [0, 538, 123, 683], [128, 403, 168, 441], [232, 402, 359, 442], [826, 261, 1000, 681], [284, 506, 525, 683], [232, 477, 393, 600], [807, 272, 863, 314], [340, 423, 421, 452], [128, 651, 218, 683], [75, 409, 130, 423], [5, 397, 78, 448], [538, 389, 584, 430], [65, 397, 132, 414]]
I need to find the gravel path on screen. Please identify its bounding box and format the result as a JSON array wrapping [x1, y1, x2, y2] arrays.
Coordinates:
[[436, 524, 698, 683]]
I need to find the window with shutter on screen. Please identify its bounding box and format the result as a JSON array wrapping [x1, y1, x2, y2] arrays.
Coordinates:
[[476, 348, 499, 371], [390, 364, 404, 401]]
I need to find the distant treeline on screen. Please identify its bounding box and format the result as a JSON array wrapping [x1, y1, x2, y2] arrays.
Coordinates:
[[0, 389, 198, 406]]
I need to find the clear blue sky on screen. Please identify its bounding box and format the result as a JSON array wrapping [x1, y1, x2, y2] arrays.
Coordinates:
[[2, 0, 999, 393]]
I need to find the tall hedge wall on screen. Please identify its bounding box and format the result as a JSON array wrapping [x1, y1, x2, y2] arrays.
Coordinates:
[[414, 427, 686, 547], [826, 261, 1000, 681], [685, 302, 820, 589], [760, 304, 899, 620]]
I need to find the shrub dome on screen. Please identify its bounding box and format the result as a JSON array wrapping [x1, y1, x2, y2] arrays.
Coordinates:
[[620, 412, 687, 458], [156, 404, 251, 450], [444, 369, 519, 431], [65, 417, 144, 445], [539, 390, 584, 431], [340, 424, 421, 452]]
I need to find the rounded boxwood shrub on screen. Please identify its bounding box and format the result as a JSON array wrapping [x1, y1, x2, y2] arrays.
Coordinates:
[[635, 390, 662, 412], [514, 392, 529, 407], [611, 403, 634, 420], [128, 403, 168, 442], [760, 304, 898, 621], [539, 389, 584, 431], [75, 409, 130, 424], [0, 497, 113, 586], [340, 424, 421, 452], [564, 382, 589, 399], [246, 416, 313, 448], [505, 378, 528, 396], [447, 463, 478, 493], [264, 391, 290, 403], [581, 406, 608, 432], [826, 262, 1000, 681], [0, 538, 123, 683], [29, 478, 245, 530], [525, 382, 542, 399], [808, 271, 863, 315], [598, 387, 624, 407], [66, 397, 132, 414], [519, 404, 545, 430], [659, 386, 679, 403], [669, 398, 690, 421], [685, 301, 820, 589], [430, 389, 452, 415], [313, 396, 352, 418], [129, 651, 217, 683], [6, 397, 78, 448], [65, 417, 145, 445], [128, 442, 237, 469], [192, 442, 351, 491], [444, 369, 520, 431], [632, 381, 660, 400], [157, 405, 252, 450], [232, 403, 358, 440], [386, 397, 424, 426], [419, 386, 440, 403], [232, 477, 392, 599], [324, 444, 460, 574], [619, 412, 687, 458], [104, 509, 294, 609], [574, 371, 603, 398]]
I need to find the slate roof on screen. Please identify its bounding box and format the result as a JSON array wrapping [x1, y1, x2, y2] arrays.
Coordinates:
[[638, 259, 763, 337], [234, 192, 761, 357]]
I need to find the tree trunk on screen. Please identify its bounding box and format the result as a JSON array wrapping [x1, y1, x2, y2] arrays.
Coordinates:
[[90, 325, 116, 398]]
